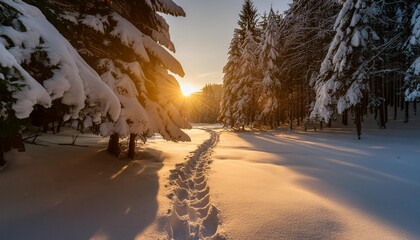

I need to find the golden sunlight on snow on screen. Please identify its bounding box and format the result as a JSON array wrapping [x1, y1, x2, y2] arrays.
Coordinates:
[[209, 131, 412, 240], [180, 83, 199, 96]]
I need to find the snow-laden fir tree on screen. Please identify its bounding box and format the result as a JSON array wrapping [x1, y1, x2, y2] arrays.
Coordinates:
[[0, 0, 121, 162], [232, 30, 259, 129], [311, 0, 381, 139], [43, 0, 191, 157], [404, 3, 420, 101], [256, 9, 280, 129], [220, 0, 260, 129], [219, 30, 241, 127]]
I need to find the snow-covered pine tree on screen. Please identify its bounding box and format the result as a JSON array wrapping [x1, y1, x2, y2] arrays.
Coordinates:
[[0, 2, 51, 165], [0, 0, 120, 162], [256, 9, 280, 129], [220, 0, 260, 129], [219, 30, 241, 127], [41, 0, 190, 157], [232, 30, 258, 129], [404, 3, 420, 102], [311, 0, 381, 139]]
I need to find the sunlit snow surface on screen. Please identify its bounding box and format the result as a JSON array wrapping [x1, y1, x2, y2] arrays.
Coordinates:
[[1, 117, 420, 239]]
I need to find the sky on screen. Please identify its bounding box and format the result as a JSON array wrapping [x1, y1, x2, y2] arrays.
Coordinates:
[[165, 0, 291, 93]]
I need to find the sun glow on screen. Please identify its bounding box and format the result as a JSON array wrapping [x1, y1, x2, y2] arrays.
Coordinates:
[[180, 83, 199, 96]]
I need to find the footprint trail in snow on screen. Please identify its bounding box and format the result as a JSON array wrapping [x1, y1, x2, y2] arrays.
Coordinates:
[[166, 129, 225, 240]]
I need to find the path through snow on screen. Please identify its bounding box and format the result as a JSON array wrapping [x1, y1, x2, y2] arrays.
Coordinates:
[[166, 129, 225, 240]]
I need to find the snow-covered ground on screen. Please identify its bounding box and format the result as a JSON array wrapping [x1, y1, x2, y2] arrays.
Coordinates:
[[1, 118, 420, 239], [210, 118, 420, 239], [0, 128, 209, 240]]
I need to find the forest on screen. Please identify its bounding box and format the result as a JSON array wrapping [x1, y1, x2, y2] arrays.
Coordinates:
[[220, 0, 420, 139]]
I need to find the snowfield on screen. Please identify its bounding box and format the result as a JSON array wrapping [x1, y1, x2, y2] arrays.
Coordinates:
[[0, 129, 209, 240], [1, 118, 420, 240], [210, 123, 420, 239]]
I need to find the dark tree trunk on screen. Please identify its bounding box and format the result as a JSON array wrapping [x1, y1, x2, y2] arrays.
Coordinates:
[[394, 98, 398, 120], [374, 107, 378, 120], [394, 77, 398, 120], [128, 133, 137, 160], [288, 104, 293, 131], [404, 101, 409, 123], [342, 109, 348, 126], [3, 137, 11, 153], [12, 134, 25, 152], [376, 77, 386, 129], [107, 133, 120, 157], [414, 101, 417, 116], [401, 90, 405, 111], [378, 104, 386, 129], [0, 138, 5, 167], [43, 121, 49, 133], [383, 79, 388, 123], [355, 104, 362, 140], [328, 119, 332, 128], [56, 116, 64, 133]]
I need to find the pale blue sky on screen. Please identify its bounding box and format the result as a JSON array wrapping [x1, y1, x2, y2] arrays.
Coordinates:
[[166, 0, 291, 92]]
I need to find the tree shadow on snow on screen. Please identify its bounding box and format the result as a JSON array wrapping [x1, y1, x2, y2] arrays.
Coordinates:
[[237, 128, 420, 237], [0, 147, 167, 240]]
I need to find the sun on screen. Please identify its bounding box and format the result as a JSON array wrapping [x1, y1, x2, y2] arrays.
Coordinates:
[[180, 83, 199, 96]]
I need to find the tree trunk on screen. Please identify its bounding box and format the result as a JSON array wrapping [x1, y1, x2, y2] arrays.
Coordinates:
[[378, 103, 386, 129], [289, 104, 293, 131], [414, 101, 417, 116], [394, 77, 398, 120], [128, 133, 137, 159], [404, 101, 409, 123], [12, 134, 25, 152], [355, 104, 362, 140], [107, 133, 120, 157], [328, 119, 332, 128], [342, 109, 348, 126], [376, 77, 386, 129], [383, 78, 388, 123], [0, 138, 5, 167], [3, 137, 11, 153]]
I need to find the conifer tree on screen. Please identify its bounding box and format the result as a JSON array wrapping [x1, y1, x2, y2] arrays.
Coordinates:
[[0, 0, 190, 160], [404, 3, 420, 101], [43, 0, 191, 157], [256, 9, 280, 129], [220, 0, 260, 129], [311, 0, 381, 139], [0, 0, 120, 162], [237, 0, 260, 41], [232, 30, 258, 129], [219, 31, 241, 127]]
